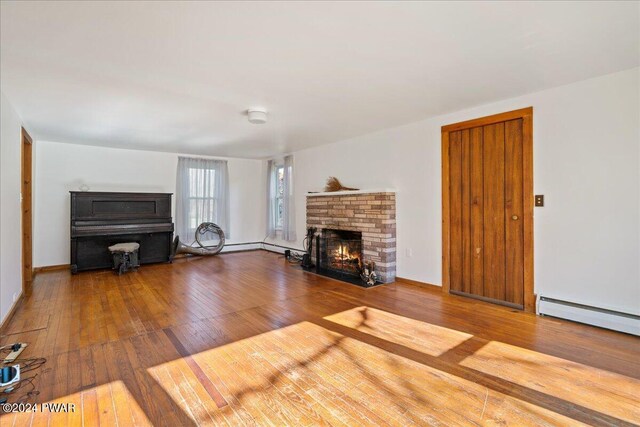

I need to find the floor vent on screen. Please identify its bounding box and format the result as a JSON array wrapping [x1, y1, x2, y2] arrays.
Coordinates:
[[538, 296, 640, 336]]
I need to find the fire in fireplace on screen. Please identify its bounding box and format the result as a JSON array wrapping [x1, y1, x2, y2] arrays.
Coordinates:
[[316, 229, 367, 285]]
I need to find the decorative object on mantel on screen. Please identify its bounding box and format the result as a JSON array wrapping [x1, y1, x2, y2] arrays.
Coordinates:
[[172, 222, 226, 257], [324, 177, 359, 192], [361, 261, 378, 287]]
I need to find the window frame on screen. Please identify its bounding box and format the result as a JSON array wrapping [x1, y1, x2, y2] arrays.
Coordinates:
[[274, 164, 285, 231], [186, 166, 217, 232]]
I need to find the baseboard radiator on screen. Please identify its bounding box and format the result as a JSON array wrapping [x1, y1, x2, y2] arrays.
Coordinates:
[[538, 296, 640, 336]]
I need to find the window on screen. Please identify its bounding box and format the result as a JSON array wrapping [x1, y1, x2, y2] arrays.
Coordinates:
[[176, 157, 230, 241], [275, 165, 284, 229], [188, 167, 216, 230], [266, 156, 296, 241]]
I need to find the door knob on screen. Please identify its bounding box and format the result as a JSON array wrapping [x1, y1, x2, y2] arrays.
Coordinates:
[[512, 215, 519, 220]]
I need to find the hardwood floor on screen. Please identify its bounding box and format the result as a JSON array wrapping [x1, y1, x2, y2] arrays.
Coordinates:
[[1, 250, 638, 426]]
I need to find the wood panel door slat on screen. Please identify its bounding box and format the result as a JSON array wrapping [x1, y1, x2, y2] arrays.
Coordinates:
[[482, 122, 506, 302], [449, 131, 463, 292], [469, 127, 484, 296], [505, 119, 524, 305], [461, 129, 472, 294]]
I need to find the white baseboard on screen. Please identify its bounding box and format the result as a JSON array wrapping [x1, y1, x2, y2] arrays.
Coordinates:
[[261, 245, 289, 255], [538, 296, 640, 336], [220, 243, 262, 253]]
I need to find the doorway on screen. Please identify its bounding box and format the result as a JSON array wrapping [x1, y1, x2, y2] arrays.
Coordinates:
[[21, 127, 33, 294], [441, 108, 534, 311]]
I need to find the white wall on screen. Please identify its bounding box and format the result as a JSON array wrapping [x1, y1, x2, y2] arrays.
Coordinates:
[[34, 142, 265, 267], [267, 67, 640, 315], [0, 92, 24, 323]]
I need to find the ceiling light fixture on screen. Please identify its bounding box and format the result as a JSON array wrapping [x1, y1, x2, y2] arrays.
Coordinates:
[[247, 108, 268, 124]]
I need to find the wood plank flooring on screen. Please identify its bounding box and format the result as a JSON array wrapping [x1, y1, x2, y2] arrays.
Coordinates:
[[1, 250, 639, 426]]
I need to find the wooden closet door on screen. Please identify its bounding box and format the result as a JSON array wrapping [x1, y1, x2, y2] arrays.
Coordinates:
[[447, 118, 525, 308]]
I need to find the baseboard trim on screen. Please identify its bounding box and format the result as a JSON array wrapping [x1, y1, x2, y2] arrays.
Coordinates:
[[33, 264, 69, 274], [395, 276, 441, 289], [221, 243, 263, 253], [261, 245, 291, 255], [173, 243, 263, 259], [0, 292, 24, 336]]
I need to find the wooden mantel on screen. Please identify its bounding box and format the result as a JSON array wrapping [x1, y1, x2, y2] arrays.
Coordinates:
[[307, 189, 396, 197]]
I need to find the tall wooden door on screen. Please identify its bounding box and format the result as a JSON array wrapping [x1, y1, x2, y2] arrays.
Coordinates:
[[442, 108, 533, 311]]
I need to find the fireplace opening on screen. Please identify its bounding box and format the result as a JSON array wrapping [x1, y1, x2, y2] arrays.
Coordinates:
[[316, 229, 365, 285]]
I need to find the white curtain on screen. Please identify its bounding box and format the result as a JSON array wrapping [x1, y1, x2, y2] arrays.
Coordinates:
[[176, 157, 230, 243], [266, 159, 278, 238], [282, 155, 296, 241]]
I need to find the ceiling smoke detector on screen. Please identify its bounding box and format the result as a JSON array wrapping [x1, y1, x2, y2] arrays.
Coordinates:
[[247, 108, 268, 124]]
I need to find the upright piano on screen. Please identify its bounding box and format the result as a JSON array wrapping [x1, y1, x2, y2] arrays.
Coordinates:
[[70, 191, 174, 273]]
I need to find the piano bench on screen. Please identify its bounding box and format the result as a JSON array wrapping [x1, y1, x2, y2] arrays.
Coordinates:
[[108, 242, 140, 275]]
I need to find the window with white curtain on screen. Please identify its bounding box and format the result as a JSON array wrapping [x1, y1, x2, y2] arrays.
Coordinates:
[[187, 167, 216, 231], [176, 157, 230, 242], [267, 156, 296, 241]]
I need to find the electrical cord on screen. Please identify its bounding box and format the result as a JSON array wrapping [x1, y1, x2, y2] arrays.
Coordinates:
[[1, 374, 40, 404], [1, 374, 37, 394], [10, 358, 47, 374], [287, 252, 304, 264], [262, 234, 306, 264], [287, 235, 307, 264], [0, 355, 47, 405], [286, 229, 318, 266]]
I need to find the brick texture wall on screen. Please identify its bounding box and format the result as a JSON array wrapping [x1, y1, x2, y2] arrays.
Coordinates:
[[306, 192, 396, 283]]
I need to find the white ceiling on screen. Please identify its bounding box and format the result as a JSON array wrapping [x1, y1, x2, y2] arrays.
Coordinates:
[[1, 1, 638, 159]]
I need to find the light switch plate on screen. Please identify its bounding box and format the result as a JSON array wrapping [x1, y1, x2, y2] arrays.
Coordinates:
[[535, 195, 544, 207]]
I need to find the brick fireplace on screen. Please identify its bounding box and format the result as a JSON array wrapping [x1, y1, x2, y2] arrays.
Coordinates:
[[306, 190, 396, 284]]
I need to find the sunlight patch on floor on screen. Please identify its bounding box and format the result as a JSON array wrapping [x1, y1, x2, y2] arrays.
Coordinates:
[[146, 320, 591, 425], [324, 306, 473, 357], [459, 340, 640, 423], [146, 352, 232, 424], [0, 381, 151, 427]]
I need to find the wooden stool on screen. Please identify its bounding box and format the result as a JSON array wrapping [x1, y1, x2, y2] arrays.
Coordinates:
[[108, 242, 140, 275]]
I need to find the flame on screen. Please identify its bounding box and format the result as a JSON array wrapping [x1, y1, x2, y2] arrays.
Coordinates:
[[335, 244, 357, 259], [332, 244, 362, 272]]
